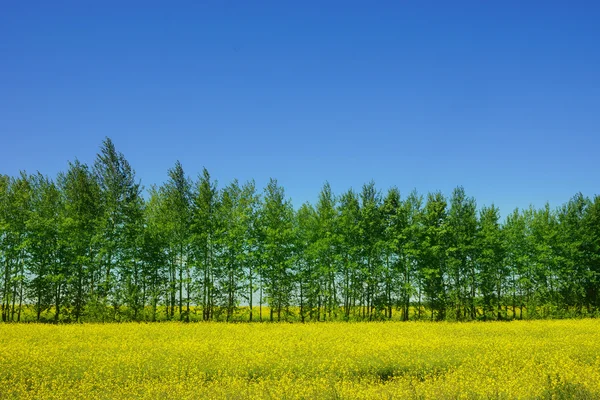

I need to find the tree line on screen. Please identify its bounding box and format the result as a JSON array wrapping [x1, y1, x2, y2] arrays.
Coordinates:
[[1, 138, 599, 323]]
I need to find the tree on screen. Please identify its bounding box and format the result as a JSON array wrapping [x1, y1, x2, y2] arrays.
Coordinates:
[[239, 181, 260, 322], [27, 174, 63, 321], [529, 204, 559, 317], [314, 182, 338, 320], [120, 181, 145, 321], [402, 190, 424, 320], [2, 173, 32, 322], [504, 208, 530, 319], [0, 175, 9, 321], [477, 205, 505, 320], [358, 181, 383, 320], [446, 187, 477, 320], [93, 137, 143, 321], [59, 160, 101, 322], [218, 180, 256, 321], [555, 193, 588, 314], [337, 189, 361, 320], [161, 161, 192, 321], [191, 168, 219, 321], [259, 178, 295, 322], [3, 137, 600, 323], [582, 195, 600, 311], [295, 202, 317, 322], [420, 192, 448, 321], [141, 186, 170, 321], [381, 187, 408, 320]]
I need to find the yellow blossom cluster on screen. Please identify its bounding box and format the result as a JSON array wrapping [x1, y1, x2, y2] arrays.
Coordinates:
[[1, 319, 599, 399]]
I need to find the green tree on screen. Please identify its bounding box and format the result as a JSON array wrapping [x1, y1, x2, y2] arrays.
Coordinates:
[[529, 204, 559, 317], [337, 189, 361, 320], [142, 186, 170, 321], [59, 160, 101, 322], [314, 182, 338, 320], [260, 178, 295, 322], [421, 192, 448, 321], [161, 161, 192, 321], [556, 193, 588, 314], [93, 137, 143, 321], [295, 202, 318, 322], [504, 208, 530, 319], [477, 205, 505, 320], [0, 175, 9, 320], [446, 187, 477, 320], [583, 195, 600, 311], [403, 190, 424, 320], [2, 173, 32, 322], [239, 181, 260, 322], [381, 187, 408, 320], [217, 180, 256, 321], [358, 181, 383, 320], [191, 168, 219, 321], [27, 174, 63, 321], [120, 182, 145, 321]]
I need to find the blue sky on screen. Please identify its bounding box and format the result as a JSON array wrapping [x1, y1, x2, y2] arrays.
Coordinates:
[[1, 1, 598, 217]]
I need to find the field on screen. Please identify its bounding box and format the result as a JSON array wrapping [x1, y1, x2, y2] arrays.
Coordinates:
[[1, 320, 599, 399]]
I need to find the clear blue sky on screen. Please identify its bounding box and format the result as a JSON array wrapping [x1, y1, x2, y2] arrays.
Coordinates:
[[1, 1, 598, 217]]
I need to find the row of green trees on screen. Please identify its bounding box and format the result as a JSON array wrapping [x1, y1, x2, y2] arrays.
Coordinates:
[[1, 138, 599, 323]]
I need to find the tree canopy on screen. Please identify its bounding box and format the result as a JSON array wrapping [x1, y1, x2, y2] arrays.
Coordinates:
[[1, 138, 599, 322]]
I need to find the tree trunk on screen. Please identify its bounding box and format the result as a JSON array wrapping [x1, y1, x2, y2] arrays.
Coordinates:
[[249, 268, 253, 322], [54, 284, 61, 323], [178, 257, 183, 320], [17, 276, 23, 322], [299, 280, 304, 323]]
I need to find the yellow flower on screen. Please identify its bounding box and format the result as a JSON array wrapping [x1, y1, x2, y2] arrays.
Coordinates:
[[1, 320, 599, 399]]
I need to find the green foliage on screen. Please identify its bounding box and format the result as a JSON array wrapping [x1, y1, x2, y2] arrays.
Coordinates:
[[477, 204, 505, 320], [1, 138, 599, 323], [259, 178, 295, 321]]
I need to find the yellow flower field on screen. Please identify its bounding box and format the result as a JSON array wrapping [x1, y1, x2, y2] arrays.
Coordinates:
[[1, 320, 599, 399]]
